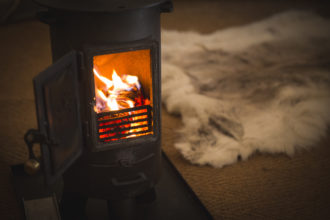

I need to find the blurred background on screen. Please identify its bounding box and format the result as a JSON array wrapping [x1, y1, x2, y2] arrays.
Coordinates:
[[1, 0, 330, 29]]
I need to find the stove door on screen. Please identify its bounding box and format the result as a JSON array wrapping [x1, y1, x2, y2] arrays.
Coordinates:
[[33, 51, 83, 184]]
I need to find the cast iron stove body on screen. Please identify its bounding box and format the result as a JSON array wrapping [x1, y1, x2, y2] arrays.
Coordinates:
[[31, 0, 172, 201]]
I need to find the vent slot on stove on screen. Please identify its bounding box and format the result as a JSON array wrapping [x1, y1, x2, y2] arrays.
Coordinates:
[[97, 105, 153, 143]]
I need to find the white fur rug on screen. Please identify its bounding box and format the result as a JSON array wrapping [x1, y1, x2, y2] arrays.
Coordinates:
[[161, 11, 330, 168]]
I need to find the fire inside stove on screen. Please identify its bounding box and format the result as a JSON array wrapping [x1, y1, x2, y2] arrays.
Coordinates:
[[93, 49, 153, 143]]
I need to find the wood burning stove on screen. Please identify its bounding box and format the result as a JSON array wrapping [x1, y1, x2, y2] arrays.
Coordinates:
[[21, 0, 172, 215]]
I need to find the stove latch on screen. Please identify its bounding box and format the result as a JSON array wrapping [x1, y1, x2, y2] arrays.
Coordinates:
[[23, 129, 58, 175]]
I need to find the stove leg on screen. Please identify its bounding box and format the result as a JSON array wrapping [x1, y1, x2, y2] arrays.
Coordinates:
[[107, 198, 136, 220], [60, 192, 88, 220], [135, 187, 156, 204]]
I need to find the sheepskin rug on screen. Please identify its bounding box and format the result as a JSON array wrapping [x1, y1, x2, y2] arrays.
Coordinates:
[[161, 11, 330, 168]]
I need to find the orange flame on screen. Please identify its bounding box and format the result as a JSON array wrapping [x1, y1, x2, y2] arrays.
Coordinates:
[[93, 68, 149, 113]]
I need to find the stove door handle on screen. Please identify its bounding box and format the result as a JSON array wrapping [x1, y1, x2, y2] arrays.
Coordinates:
[[160, 0, 173, 13], [111, 173, 147, 186], [36, 11, 64, 25]]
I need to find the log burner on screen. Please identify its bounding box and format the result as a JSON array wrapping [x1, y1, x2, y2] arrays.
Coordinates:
[[21, 0, 172, 217]]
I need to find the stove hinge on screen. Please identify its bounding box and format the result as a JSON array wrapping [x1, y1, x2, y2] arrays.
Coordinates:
[[77, 51, 85, 81]]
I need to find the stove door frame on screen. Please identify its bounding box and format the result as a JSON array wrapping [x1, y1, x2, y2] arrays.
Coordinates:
[[83, 40, 161, 152]]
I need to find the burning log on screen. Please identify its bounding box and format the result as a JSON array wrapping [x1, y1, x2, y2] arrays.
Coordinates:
[[93, 68, 149, 113]]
